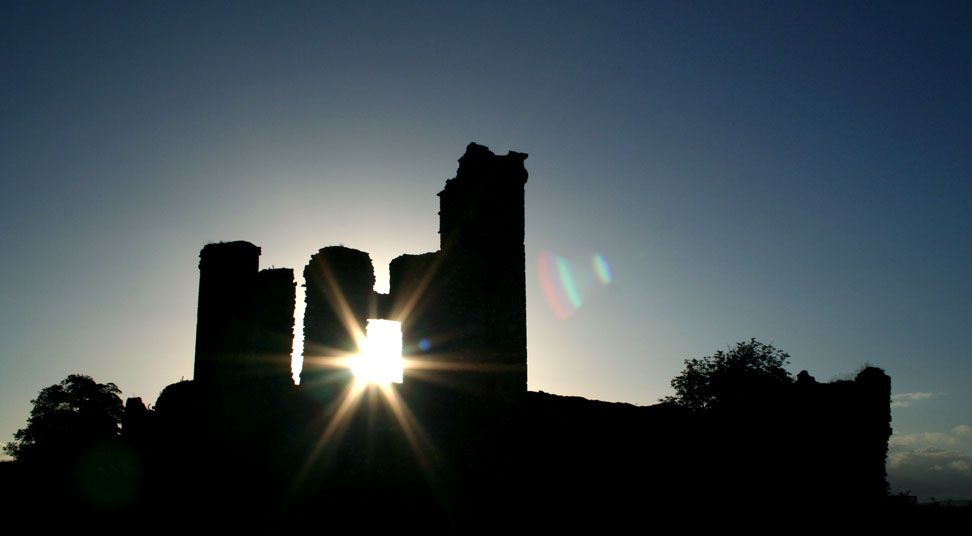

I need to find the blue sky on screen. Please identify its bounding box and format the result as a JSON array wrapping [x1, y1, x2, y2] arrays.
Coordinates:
[[2, 1, 970, 500]]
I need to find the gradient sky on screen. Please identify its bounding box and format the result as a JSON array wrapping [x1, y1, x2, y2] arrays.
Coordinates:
[[2, 1, 971, 501]]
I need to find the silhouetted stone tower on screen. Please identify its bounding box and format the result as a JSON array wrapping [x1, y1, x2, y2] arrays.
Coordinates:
[[436, 143, 528, 400], [299, 246, 376, 403], [193, 241, 295, 393], [250, 268, 298, 383], [387, 143, 529, 402]]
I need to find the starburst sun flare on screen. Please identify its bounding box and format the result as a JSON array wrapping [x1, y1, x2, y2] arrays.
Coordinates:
[[351, 319, 404, 385]]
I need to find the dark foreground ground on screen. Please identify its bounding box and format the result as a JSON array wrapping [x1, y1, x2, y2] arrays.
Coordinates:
[[0, 377, 931, 532]]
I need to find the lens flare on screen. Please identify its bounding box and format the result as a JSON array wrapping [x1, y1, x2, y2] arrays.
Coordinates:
[[538, 251, 576, 318], [538, 251, 613, 319], [555, 257, 583, 309], [350, 319, 403, 384], [593, 253, 612, 284]]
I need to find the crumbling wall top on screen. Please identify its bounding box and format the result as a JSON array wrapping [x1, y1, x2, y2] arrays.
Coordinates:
[[439, 142, 528, 197], [199, 241, 261, 271], [303, 246, 376, 291]]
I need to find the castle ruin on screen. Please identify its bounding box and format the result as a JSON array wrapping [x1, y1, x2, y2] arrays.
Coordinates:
[[192, 143, 528, 407], [0, 142, 899, 530], [137, 142, 892, 528]]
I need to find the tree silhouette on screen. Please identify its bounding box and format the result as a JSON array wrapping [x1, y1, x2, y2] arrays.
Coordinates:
[[662, 338, 794, 411], [4, 374, 124, 463]]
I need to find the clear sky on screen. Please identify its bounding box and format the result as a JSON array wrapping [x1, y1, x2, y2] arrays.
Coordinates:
[[2, 1, 970, 501]]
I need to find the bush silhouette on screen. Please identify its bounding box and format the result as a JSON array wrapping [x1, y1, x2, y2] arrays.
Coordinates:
[[662, 338, 794, 411], [5, 374, 124, 464]]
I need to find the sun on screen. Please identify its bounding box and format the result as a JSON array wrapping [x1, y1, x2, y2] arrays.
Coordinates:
[[350, 319, 404, 385]]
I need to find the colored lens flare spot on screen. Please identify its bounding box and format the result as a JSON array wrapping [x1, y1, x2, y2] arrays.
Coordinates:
[[538, 251, 614, 319], [593, 253, 612, 284]]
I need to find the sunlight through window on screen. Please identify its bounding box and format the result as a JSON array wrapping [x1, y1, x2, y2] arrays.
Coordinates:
[[351, 319, 403, 384]]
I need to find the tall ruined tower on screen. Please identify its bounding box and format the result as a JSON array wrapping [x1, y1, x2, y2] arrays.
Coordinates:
[[388, 143, 528, 402], [438, 143, 528, 399], [299, 246, 376, 402], [193, 241, 295, 393]]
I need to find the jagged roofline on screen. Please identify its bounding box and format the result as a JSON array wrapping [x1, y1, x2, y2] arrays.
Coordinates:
[[195, 143, 529, 400], [439, 142, 528, 197]]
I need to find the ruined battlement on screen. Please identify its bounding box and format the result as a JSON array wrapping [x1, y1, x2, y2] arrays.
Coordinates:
[[193, 143, 529, 402], [439, 143, 527, 252]]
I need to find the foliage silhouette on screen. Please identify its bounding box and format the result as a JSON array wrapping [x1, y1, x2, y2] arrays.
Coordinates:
[[4, 374, 124, 463], [662, 338, 794, 411]]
